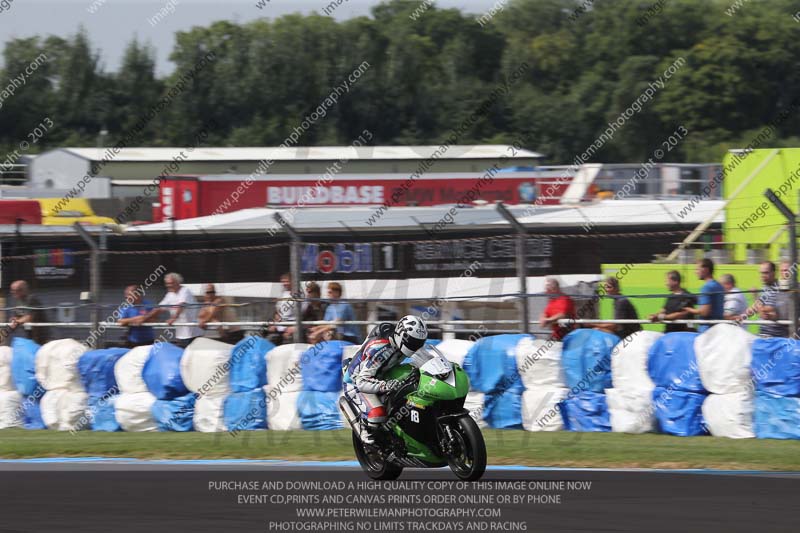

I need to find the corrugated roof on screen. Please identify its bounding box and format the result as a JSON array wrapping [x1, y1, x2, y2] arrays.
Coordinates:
[[58, 145, 544, 163], [126, 206, 511, 234], [512, 200, 726, 226], [189, 171, 544, 182], [127, 200, 723, 234]]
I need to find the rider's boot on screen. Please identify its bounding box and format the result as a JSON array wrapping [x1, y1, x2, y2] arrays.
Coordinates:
[[359, 406, 388, 445]]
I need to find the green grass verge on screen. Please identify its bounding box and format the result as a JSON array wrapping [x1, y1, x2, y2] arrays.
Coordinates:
[[2, 429, 800, 470]]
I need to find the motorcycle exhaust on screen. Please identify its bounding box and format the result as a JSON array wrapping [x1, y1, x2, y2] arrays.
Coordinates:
[[339, 396, 376, 444], [338, 396, 360, 431]]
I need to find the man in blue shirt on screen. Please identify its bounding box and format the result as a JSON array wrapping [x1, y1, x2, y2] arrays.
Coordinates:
[[117, 285, 156, 347], [310, 282, 359, 344], [684, 258, 724, 332]]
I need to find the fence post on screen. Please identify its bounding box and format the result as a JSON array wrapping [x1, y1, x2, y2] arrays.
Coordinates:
[[74, 223, 102, 346], [496, 203, 530, 334], [273, 214, 303, 343]]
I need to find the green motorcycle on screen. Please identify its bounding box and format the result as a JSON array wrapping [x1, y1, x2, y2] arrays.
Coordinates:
[[339, 344, 487, 481]]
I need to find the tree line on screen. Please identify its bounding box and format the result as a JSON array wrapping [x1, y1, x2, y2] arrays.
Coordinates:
[[1, 0, 799, 167]]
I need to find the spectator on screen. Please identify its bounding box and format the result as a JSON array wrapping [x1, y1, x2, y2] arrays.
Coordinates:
[[267, 272, 298, 345], [683, 258, 724, 333], [720, 274, 748, 329], [198, 284, 244, 344], [538, 277, 576, 340], [595, 277, 641, 339], [310, 282, 359, 344], [9, 280, 49, 345], [117, 285, 155, 348], [779, 260, 795, 289], [649, 270, 697, 333], [141, 272, 202, 348], [285, 282, 326, 343], [742, 261, 789, 337], [198, 283, 223, 339]]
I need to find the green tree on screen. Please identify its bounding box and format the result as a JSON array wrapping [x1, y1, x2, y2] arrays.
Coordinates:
[[108, 39, 162, 141], [51, 29, 108, 143], [2, 0, 800, 167]]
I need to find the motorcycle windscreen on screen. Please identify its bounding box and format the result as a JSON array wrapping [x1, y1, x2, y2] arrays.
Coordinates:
[[409, 345, 449, 369], [419, 357, 452, 377]]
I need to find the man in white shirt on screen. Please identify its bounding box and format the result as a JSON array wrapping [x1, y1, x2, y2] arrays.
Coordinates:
[[721, 273, 748, 329], [267, 272, 298, 344], [141, 272, 203, 347]]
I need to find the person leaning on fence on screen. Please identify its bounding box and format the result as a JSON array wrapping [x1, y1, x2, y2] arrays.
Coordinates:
[[538, 276, 576, 340], [779, 260, 793, 292], [720, 274, 748, 330], [116, 285, 155, 348], [683, 258, 724, 333], [594, 277, 641, 339], [267, 272, 297, 346], [284, 281, 325, 344], [198, 283, 244, 344], [649, 270, 697, 333], [140, 272, 203, 348], [739, 261, 789, 337], [9, 280, 49, 345], [308, 282, 359, 345]]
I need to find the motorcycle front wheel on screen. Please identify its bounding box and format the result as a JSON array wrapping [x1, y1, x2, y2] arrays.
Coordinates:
[[445, 416, 487, 481], [352, 431, 404, 480]]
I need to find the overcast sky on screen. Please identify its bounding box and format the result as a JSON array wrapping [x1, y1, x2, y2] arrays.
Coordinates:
[[1, 0, 499, 75]]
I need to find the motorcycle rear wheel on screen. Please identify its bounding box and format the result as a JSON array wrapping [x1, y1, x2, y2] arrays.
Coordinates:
[[446, 416, 487, 481], [352, 431, 404, 480]]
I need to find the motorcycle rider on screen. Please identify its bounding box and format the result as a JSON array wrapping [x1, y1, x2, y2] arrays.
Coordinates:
[[344, 315, 428, 442]]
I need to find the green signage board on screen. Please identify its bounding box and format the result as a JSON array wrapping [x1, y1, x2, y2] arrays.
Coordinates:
[[600, 263, 764, 334], [722, 148, 800, 261]]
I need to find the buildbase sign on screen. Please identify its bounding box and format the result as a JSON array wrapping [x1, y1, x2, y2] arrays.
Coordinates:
[[157, 172, 567, 221], [267, 185, 383, 205]]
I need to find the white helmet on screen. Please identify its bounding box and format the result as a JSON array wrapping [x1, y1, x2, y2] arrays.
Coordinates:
[[391, 315, 428, 356]]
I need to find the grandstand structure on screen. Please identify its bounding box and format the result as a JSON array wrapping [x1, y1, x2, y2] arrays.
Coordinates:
[[0, 199, 721, 344]]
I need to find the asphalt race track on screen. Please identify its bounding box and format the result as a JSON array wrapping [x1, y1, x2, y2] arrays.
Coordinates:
[[0, 460, 797, 532]]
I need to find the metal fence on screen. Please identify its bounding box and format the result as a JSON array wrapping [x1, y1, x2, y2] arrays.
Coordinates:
[[0, 296, 573, 348], [4, 284, 799, 350]]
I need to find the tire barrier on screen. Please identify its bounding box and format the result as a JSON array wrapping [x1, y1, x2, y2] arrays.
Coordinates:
[[0, 325, 798, 439]]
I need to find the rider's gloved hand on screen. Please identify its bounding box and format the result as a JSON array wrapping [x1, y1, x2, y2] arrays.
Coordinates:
[[382, 379, 403, 393]]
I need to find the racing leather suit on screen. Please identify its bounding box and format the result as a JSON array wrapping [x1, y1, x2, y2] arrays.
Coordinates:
[[344, 337, 405, 424]]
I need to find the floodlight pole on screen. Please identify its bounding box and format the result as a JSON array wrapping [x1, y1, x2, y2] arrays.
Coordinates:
[[273, 213, 303, 343], [765, 189, 798, 336], [496, 202, 530, 334]]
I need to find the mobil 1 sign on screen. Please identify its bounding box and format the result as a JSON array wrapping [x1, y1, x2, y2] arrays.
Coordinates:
[[300, 237, 555, 279], [301, 243, 401, 277], [298, 237, 555, 279]]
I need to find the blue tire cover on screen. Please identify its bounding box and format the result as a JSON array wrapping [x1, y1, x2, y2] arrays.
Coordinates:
[[230, 336, 273, 392], [142, 343, 189, 400]]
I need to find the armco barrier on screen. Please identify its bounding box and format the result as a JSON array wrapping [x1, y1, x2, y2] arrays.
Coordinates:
[[0, 327, 797, 439]]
